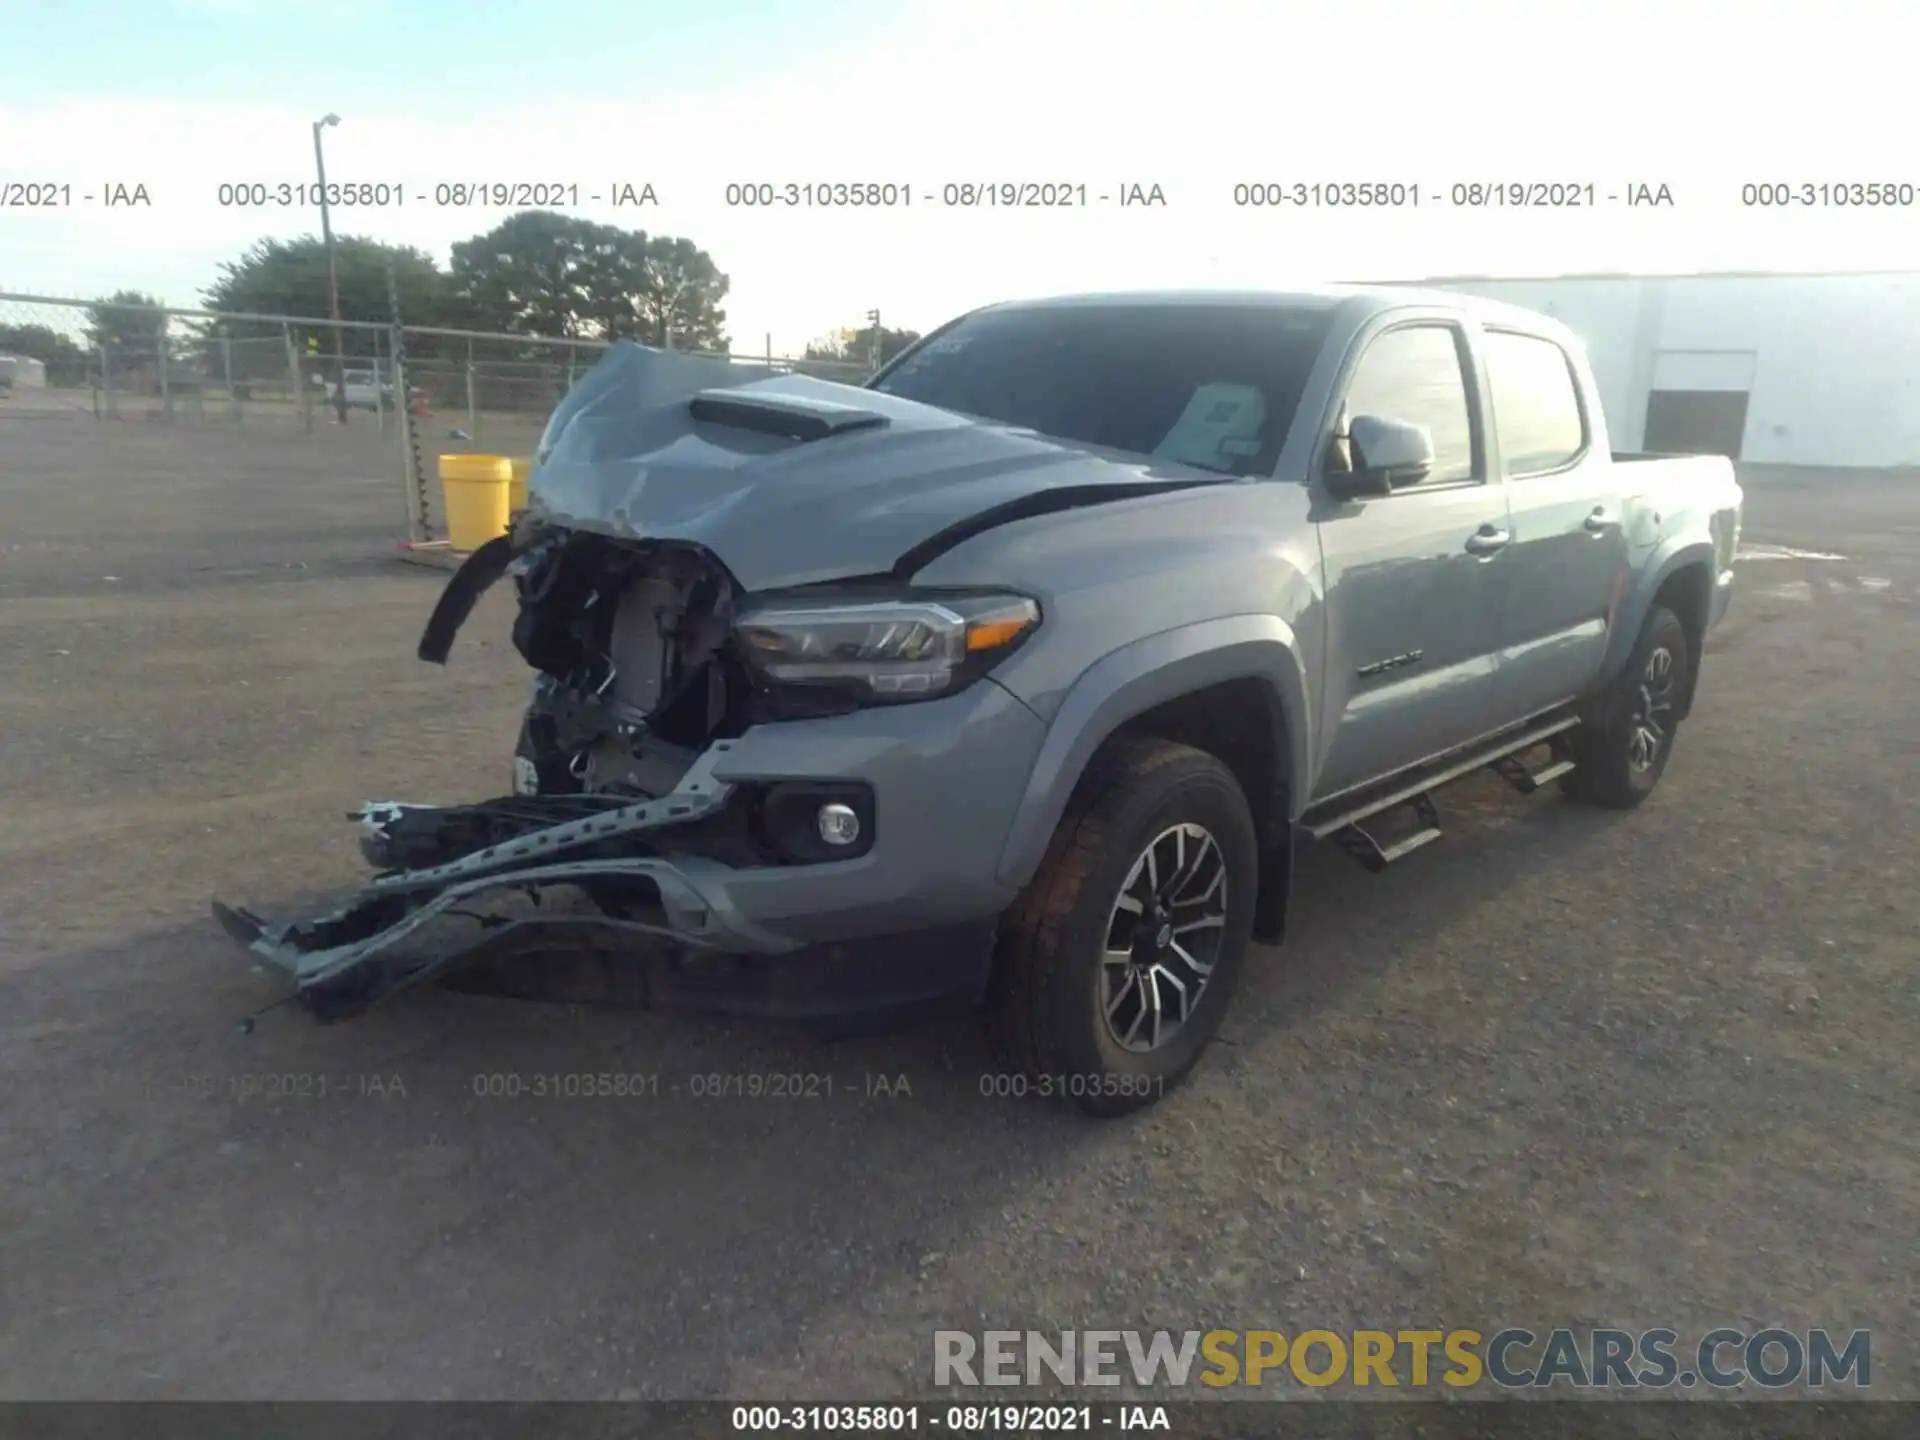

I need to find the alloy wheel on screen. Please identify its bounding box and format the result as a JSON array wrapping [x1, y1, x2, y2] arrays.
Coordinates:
[[1628, 645, 1678, 773], [1099, 822, 1230, 1054]]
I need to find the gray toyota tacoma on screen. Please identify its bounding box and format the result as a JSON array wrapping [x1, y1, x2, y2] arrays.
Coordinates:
[[216, 286, 1742, 1115]]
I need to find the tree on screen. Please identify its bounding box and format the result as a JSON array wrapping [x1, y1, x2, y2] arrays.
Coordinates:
[[199, 234, 452, 381], [449, 210, 622, 339], [450, 212, 730, 351], [203, 235, 448, 333], [632, 235, 729, 353], [576, 226, 656, 342], [805, 322, 921, 371], [85, 290, 168, 358], [0, 323, 90, 385]]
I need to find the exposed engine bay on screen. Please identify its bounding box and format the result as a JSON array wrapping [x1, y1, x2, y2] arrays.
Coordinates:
[[212, 340, 1206, 1024], [214, 529, 861, 1020], [517, 534, 747, 795], [509, 530, 850, 800]]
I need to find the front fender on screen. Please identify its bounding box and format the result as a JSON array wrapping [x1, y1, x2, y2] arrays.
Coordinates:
[[994, 615, 1311, 890]]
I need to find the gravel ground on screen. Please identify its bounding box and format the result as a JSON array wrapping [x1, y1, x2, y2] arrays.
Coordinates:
[[0, 414, 1914, 1403]]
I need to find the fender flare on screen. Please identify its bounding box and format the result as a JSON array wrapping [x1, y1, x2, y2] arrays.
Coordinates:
[[417, 534, 518, 665], [1599, 537, 1715, 689], [994, 615, 1312, 892]]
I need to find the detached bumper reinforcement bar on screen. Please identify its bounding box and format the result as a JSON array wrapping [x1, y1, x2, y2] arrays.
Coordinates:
[[210, 742, 799, 1016]]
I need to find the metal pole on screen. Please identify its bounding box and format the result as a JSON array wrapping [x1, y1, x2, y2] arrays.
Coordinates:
[[372, 327, 387, 433], [158, 328, 172, 419], [102, 339, 114, 418], [312, 114, 347, 424], [387, 262, 429, 543], [222, 336, 240, 425], [464, 336, 477, 443], [283, 322, 310, 430]]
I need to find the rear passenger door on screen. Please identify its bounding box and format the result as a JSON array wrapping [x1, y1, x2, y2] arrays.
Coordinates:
[[1482, 328, 1632, 718], [1310, 319, 1515, 803]]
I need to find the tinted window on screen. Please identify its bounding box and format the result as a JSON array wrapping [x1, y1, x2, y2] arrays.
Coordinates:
[[870, 303, 1336, 477], [1483, 330, 1586, 474], [1339, 324, 1476, 485]]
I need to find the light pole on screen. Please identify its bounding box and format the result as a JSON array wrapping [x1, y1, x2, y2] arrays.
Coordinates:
[[311, 112, 346, 423]]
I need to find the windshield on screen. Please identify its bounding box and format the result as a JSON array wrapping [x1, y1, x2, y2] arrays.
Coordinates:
[[869, 301, 1335, 477]]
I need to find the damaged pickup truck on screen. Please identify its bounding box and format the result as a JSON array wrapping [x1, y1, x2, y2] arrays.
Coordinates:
[[216, 287, 1742, 1114]]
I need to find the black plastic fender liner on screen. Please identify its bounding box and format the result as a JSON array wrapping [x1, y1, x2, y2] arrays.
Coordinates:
[[417, 534, 517, 664]]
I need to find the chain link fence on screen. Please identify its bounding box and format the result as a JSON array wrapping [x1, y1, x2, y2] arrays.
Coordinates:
[[0, 291, 392, 430], [1, 291, 875, 545]]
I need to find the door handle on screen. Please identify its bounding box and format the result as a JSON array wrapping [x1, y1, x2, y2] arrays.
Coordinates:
[[1465, 526, 1511, 557], [1584, 509, 1615, 534]]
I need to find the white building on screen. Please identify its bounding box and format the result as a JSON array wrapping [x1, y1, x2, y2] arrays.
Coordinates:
[[1400, 271, 1920, 469], [0, 354, 48, 388]]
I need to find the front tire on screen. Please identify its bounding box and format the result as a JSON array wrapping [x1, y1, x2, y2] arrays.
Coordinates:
[[1563, 604, 1692, 809], [989, 736, 1259, 1117]]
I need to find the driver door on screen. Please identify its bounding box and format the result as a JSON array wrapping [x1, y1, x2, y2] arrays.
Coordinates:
[[1309, 319, 1515, 804]]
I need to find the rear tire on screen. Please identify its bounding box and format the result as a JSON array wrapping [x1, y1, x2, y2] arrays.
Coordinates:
[[989, 736, 1259, 1117], [1562, 604, 1692, 809]]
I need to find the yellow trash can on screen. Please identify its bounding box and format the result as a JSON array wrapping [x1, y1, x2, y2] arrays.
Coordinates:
[[508, 457, 531, 513], [439, 453, 513, 552]]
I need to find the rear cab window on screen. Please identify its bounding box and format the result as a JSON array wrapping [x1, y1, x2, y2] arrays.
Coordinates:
[[1482, 328, 1588, 475], [869, 301, 1337, 478]]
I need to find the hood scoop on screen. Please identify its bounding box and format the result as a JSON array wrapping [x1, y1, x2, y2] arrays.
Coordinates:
[[687, 389, 889, 442]]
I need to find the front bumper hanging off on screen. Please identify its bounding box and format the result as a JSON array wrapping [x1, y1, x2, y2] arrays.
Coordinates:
[[211, 738, 1003, 1028], [212, 745, 771, 1018]]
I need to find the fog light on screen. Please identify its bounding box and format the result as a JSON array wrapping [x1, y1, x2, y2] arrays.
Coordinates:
[[816, 802, 861, 846]]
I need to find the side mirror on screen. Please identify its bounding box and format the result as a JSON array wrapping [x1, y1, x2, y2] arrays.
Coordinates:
[[1325, 414, 1435, 500]]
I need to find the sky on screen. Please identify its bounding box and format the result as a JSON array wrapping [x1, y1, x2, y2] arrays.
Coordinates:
[[1, 0, 1914, 355]]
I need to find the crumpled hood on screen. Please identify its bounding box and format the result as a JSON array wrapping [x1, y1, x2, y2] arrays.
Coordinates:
[[525, 341, 1219, 591]]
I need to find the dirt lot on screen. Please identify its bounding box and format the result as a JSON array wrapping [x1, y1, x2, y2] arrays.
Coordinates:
[[1, 411, 1915, 1402]]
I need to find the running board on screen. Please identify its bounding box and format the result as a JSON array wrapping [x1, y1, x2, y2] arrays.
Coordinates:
[[1303, 713, 1582, 870], [1332, 792, 1443, 874], [1493, 751, 1576, 795]]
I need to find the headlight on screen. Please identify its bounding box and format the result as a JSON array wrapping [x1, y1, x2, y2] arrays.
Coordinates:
[[734, 592, 1041, 704]]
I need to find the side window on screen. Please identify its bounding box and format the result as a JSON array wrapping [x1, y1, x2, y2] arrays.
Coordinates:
[[1338, 324, 1477, 485], [1483, 329, 1586, 475]]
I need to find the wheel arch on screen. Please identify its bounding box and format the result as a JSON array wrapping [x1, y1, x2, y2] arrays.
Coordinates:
[[1604, 540, 1715, 718], [994, 617, 1310, 942]]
